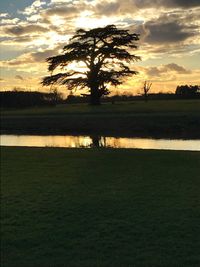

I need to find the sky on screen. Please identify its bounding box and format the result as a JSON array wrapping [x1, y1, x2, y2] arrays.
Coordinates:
[[0, 0, 200, 95]]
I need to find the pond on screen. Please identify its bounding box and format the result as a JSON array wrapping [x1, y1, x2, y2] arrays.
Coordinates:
[[1, 135, 200, 151]]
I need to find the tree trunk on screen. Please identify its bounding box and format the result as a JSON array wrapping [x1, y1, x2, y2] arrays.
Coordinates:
[[144, 93, 148, 102], [90, 88, 101, 105]]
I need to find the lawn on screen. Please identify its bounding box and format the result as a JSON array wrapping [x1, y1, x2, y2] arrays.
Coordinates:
[[1, 147, 200, 267], [1, 100, 200, 138], [2, 99, 200, 116]]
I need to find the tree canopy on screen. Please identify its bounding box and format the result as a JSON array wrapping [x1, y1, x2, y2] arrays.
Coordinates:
[[176, 85, 200, 96], [42, 24, 140, 105]]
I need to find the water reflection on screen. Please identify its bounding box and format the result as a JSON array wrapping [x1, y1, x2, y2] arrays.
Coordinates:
[[89, 136, 106, 148], [1, 134, 200, 151]]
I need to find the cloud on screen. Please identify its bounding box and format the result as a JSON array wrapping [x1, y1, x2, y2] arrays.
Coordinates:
[[0, 13, 9, 18], [26, 14, 42, 22], [11, 36, 36, 43], [95, 1, 121, 15], [2, 54, 34, 66], [15, 75, 24, 80], [143, 14, 198, 44], [129, 9, 200, 60], [50, 0, 72, 3], [132, 0, 200, 9], [4, 24, 49, 36], [2, 46, 62, 67], [165, 63, 190, 73], [45, 5, 78, 16], [0, 18, 20, 26], [145, 63, 190, 77], [159, 0, 200, 8], [31, 48, 61, 62], [19, 0, 47, 15], [90, 0, 200, 18]]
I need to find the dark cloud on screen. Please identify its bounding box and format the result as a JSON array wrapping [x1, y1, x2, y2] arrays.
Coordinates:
[[133, 0, 200, 8], [4, 24, 49, 36], [145, 21, 194, 44], [95, 1, 121, 15], [96, 0, 200, 14], [6, 46, 62, 66], [12, 36, 35, 43], [146, 66, 161, 76], [7, 59, 28, 66], [44, 5, 79, 17], [161, 0, 200, 8], [31, 49, 60, 62], [165, 63, 190, 73], [15, 75, 24, 80], [42, 1, 95, 24], [146, 63, 190, 76], [139, 13, 199, 44]]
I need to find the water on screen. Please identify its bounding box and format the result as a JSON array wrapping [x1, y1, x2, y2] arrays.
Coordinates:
[[1, 135, 200, 151]]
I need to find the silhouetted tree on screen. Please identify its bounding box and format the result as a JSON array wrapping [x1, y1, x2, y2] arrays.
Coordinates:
[[0, 91, 63, 108], [175, 85, 200, 97], [90, 135, 105, 148], [143, 81, 152, 102], [49, 88, 63, 104], [42, 25, 140, 105]]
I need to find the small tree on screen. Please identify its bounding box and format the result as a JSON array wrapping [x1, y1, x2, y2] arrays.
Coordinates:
[[143, 81, 152, 102], [42, 25, 140, 105]]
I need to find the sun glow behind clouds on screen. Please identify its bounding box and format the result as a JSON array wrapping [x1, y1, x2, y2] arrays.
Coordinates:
[[75, 11, 114, 29], [49, 15, 66, 26], [47, 31, 70, 45]]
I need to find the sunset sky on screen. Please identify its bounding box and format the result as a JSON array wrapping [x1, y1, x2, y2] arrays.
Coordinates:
[[0, 0, 200, 95]]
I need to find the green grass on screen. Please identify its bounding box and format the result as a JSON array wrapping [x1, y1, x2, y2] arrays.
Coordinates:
[[1, 147, 200, 267], [2, 99, 200, 116], [1, 100, 200, 138]]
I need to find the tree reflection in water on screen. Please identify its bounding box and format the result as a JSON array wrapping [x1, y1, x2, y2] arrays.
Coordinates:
[[89, 136, 106, 148]]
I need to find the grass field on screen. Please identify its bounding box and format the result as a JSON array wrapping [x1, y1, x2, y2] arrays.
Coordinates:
[[1, 147, 200, 267], [1, 100, 200, 138], [2, 99, 200, 116]]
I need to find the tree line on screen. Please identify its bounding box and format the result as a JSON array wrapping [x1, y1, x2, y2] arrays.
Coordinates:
[[175, 85, 200, 96], [0, 91, 63, 109], [66, 90, 200, 104], [1, 85, 199, 109]]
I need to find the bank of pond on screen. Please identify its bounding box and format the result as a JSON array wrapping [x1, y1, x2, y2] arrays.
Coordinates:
[[1, 100, 200, 139]]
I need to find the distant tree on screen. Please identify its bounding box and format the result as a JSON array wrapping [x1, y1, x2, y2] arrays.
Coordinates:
[[143, 81, 152, 102], [42, 25, 140, 105], [175, 85, 200, 97], [49, 88, 63, 104]]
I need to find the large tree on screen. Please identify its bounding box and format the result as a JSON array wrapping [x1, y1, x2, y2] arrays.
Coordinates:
[[42, 25, 140, 105]]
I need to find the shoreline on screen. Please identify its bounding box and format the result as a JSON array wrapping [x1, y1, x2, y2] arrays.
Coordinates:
[[1, 117, 200, 139], [1, 100, 200, 139]]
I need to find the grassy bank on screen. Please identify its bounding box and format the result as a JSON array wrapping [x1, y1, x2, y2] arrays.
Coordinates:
[[1, 147, 200, 267], [1, 100, 200, 138]]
